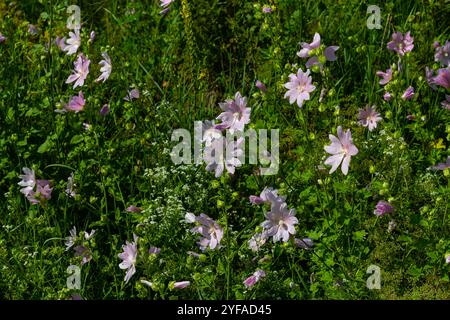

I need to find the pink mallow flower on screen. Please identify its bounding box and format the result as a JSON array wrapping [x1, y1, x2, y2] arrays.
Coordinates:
[[55, 36, 66, 50], [446, 254, 450, 264], [160, 0, 174, 8], [100, 104, 110, 116], [295, 238, 314, 250], [126, 205, 143, 213], [433, 67, 450, 89], [249, 187, 284, 205], [118, 235, 138, 284], [387, 31, 414, 56], [324, 126, 358, 175], [96, 52, 112, 83], [64, 91, 85, 113], [401, 86, 415, 100], [262, 6, 273, 13], [376, 68, 392, 85], [26, 180, 52, 205], [373, 201, 394, 217], [431, 157, 450, 170], [66, 53, 90, 89], [148, 247, 161, 255], [204, 136, 244, 178], [357, 105, 382, 131], [74, 245, 92, 265], [284, 68, 316, 108], [249, 188, 287, 227], [297, 33, 321, 59], [18, 167, 36, 196], [248, 233, 267, 252], [216, 92, 251, 134], [297, 33, 339, 69], [435, 40, 450, 66], [63, 29, 81, 56], [243, 270, 266, 288], [173, 281, 190, 289], [323, 45, 340, 62], [0, 33, 6, 43], [383, 92, 392, 101], [255, 80, 267, 93], [124, 88, 140, 101], [160, 7, 170, 15], [160, 0, 174, 14], [261, 202, 298, 243], [185, 212, 224, 251]]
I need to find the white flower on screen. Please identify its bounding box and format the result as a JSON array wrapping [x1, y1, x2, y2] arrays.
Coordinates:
[[84, 230, 96, 240], [216, 92, 251, 134], [284, 68, 316, 108], [65, 226, 77, 251], [261, 202, 298, 243], [324, 126, 358, 175], [65, 53, 90, 89], [18, 167, 36, 196], [63, 29, 81, 56], [248, 233, 267, 252], [96, 52, 112, 83], [118, 234, 138, 283], [204, 136, 244, 178]]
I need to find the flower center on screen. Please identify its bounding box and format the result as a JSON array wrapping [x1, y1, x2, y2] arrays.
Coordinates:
[[342, 144, 350, 155], [278, 220, 288, 230]]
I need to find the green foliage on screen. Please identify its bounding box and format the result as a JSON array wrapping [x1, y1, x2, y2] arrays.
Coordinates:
[[0, 0, 449, 300]]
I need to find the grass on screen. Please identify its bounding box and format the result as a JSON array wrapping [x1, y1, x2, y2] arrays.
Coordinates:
[[0, 0, 449, 300]]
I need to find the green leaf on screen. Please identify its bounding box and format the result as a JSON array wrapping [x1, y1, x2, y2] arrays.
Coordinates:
[[70, 134, 84, 145], [352, 230, 366, 241], [306, 230, 322, 240], [37, 137, 52, 153], [25, 108, 41, 117], [398, 235, 412, 243], [407, 265, 423, 278], [7, 107, 15, 123], [17, 139, 27, 146], [40, 12, 49, 20]]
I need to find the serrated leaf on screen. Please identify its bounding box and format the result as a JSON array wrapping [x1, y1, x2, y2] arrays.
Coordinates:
[[352, 230, 366, 241]]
